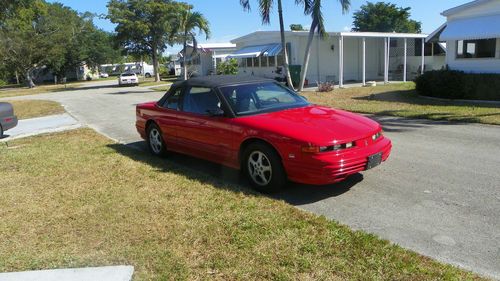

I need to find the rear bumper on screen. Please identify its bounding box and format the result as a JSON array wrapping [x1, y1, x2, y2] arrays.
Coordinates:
[[1, 115, 18, 131], [285, 137, 392, 185], [136, 123, 146, 139], [119, 80, 138, 85]]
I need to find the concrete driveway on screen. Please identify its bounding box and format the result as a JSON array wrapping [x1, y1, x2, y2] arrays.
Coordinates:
[[2, 80, 499, 279]]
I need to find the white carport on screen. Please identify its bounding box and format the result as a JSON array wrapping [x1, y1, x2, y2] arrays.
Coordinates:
[[337, 32, 428, 87], [230, 31, 444, 87]]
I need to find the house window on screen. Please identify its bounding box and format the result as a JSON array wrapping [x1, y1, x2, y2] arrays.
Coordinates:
[[276, 54, 284, 66], [240, 58, 247, 67], [253, 57, 260, 67], [246, 57, 253, 67], [456, 39, 496, 59], [261, 56, 268, 67], [190, 54, 200, 65], [269, 56, 276, 67]]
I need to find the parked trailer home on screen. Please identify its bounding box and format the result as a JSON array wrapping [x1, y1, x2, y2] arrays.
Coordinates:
[[180, 43, 237, 77], [427, 0, 500, 74], [230, 31, 446, 87]]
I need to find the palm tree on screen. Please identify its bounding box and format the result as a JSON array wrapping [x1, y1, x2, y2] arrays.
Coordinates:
[[177, 7, 210, 80], [240, 0, 294, 89], [298, 0, 350, 91]]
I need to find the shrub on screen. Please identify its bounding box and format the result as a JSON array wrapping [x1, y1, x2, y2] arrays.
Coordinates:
[[217, 59, 238, 75], [317, 81, 334, 92], [0, 80, 7, 87], [159, 65, 169, 77], [415, 70, 500, 101]]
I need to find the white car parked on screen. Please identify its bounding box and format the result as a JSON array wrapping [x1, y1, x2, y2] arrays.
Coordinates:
[[118, 72, 139, 86]]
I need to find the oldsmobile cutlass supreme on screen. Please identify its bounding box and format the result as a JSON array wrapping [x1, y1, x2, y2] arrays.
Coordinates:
[[136, 76, 391, 192]]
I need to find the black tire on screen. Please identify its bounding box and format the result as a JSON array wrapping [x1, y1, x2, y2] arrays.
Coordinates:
[[242, 142, 287, 193], [146, 123, 167, 156], [0, 124, 3, 139], [145, 73, 152, 78]]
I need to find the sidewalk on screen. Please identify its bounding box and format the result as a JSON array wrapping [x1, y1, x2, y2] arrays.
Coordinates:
[[0, 113, 81, 141], [0, 266, 134, 281]]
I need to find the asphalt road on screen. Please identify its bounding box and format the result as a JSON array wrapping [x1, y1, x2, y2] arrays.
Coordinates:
[[2, 80, 499, 279]]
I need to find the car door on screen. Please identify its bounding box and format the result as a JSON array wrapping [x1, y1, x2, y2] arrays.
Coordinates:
[[175, 86, 237, 166], [155, 86, 183, 151]]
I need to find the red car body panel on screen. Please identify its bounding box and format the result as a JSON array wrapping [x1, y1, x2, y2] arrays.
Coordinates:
[[137, 101, 392, 186]]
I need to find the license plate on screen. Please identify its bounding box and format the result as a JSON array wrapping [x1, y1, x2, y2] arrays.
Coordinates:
[[366, 152, 382, 170]]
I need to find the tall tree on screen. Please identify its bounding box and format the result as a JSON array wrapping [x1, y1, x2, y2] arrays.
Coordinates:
[[107, 0, 179, 82], [1, 1, 119, 86], [298, 0, 350, 91], [174, 4, 210, 80], [240, 0, 294, 89], [352, 2, 421, 33]]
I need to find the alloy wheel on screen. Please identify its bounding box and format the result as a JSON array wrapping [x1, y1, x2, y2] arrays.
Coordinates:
[[247, 151, 273, 186], [149, 128, 162, 154]]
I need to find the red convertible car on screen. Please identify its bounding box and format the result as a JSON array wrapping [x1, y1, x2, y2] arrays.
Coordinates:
[[136, 76, 391, 192]]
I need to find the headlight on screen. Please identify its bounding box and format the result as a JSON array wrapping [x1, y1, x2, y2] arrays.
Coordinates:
[[302, 142, 355, 153], [372, 131, 382, 141]]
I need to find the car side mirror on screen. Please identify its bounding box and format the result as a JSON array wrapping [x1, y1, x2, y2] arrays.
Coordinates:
[[206, 108, 225, 117]]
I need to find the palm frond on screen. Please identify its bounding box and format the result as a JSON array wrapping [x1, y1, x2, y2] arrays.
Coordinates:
[[240, 0, 251, 11], [295, 0, 313, 15], [186, 11, 210, 40], [259, 0, 274, 24], [338, 0, 350, 14]]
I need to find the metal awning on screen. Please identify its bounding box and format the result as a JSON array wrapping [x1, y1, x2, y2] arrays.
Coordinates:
[[228, 43, 282, 59], [440, 14, 500, 41]]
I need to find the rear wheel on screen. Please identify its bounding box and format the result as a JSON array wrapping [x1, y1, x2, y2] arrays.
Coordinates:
[[147, 123, 167, 156], [0, 124, 3, 139], [243, 143, 286, 193], [145, 73, 152, 78]]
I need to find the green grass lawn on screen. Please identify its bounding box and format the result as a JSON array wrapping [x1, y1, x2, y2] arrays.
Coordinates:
[[0, 77, 120, 98], [0, 129, 485, 280], [4, 100, 64, 119], [302, 82, 500, 125]]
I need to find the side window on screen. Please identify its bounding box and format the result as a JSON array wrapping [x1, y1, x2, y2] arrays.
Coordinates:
[[163, 88, 182, 110], [182, 87, 221, 115]]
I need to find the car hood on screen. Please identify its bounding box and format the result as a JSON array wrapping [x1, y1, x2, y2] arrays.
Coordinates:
[[233, 105, 381, 145]]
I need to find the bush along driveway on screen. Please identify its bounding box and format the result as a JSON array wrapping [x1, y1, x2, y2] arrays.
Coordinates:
[[302, 82, 500, 125]]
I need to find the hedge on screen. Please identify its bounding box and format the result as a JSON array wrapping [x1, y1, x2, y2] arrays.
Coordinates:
[[415, 70, 500, 101]]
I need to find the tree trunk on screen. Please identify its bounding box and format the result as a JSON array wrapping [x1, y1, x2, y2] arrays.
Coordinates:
[[152, 45, 160, 82], [183, 33, 188, 80], [277, 0, 294, 90], [15, 71, 20, 85], [298, 19, 318, 92], [26, 70, 35, 88]]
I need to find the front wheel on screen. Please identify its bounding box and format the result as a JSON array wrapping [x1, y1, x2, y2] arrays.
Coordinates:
[[243, 143, 286, 193], [147, 123, 167, 156]]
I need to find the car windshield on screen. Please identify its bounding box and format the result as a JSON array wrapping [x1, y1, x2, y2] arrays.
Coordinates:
[[121, 73, 136, 77], [219, 82, 309, 116]]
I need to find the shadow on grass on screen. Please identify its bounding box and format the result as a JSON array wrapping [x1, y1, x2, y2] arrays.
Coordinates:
[[354, 89, 500, 109], [365, 114, 466, 133], [107, 141, 360, 205]]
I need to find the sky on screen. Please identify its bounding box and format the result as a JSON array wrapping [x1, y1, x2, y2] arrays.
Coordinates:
[[47, 0, 470, 54]]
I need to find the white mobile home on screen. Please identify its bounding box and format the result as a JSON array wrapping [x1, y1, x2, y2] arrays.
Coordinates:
[[230, 31, 445, 87], [180, 43, 237, 77], [427, 0, 500, 73]]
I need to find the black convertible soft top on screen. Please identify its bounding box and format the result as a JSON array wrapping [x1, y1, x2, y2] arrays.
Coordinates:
[[171, 75, 276, 89]]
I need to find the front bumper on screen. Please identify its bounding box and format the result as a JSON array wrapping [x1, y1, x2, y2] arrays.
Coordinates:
[[1, 115, 18, 131], [285, 137, 392, 185]]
